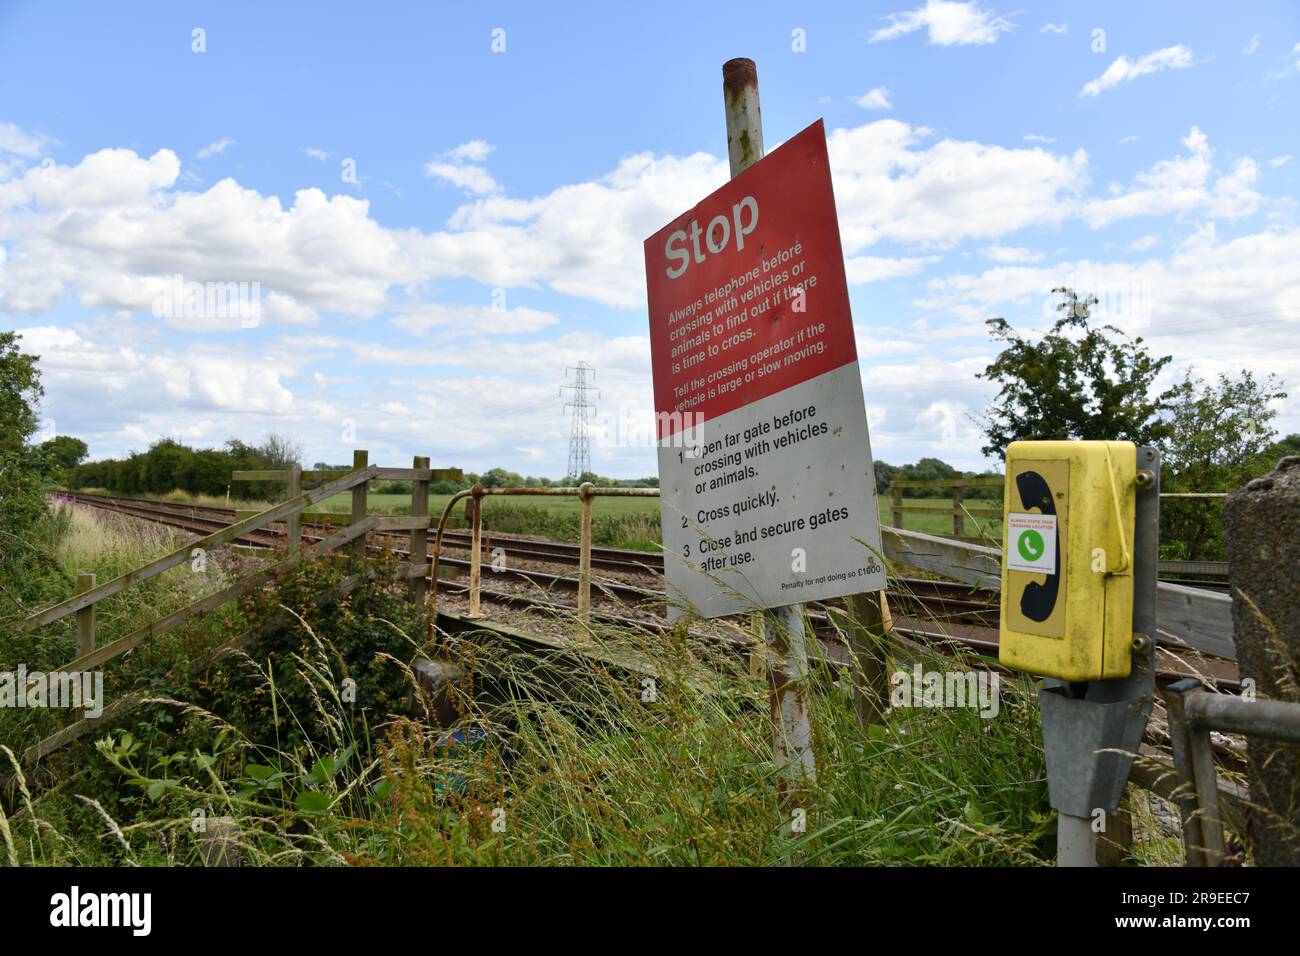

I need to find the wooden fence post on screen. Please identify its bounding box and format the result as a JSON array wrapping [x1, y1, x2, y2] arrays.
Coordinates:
[[892, 483, 903, 529], [845, 590, 892, 728], [952, 481, 965, 538], [749, 611, 765, 679], [286, 463, 302, 550], [75, 572, 97, 660], [409, 455, 429, 605], [350, 449, 368, 561]]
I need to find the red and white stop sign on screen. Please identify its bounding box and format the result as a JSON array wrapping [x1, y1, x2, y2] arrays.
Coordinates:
[[644, 119, 886, 620]]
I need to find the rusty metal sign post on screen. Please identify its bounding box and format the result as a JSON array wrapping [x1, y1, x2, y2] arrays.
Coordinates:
[[721, 58, 815, 795], [644, 58, 890, 804]]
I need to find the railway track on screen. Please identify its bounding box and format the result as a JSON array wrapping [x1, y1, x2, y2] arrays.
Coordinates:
[[66, 491, 1000, 626], [59, 491, 1239, 690], [68, 492, 665, 574]]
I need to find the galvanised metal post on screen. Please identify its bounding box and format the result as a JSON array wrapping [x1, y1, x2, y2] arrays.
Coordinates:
[[1050, 446, 1159, 866], [1164, 678, 1208, 866], [75, 572, 96, 721], [1169, 684, 1300, 865], [578, 481, 594, 625], [724, 56, 815, 791]]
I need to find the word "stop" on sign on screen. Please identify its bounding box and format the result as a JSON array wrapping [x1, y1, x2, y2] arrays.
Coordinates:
[[662, 196, 759, 279]]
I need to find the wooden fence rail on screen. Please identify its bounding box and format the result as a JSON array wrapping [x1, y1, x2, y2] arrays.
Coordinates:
[[879, 526, 1234, 661], [19, 452, 460, 763], [23, 465, 380, 632], [890, 476, 1003, 539]]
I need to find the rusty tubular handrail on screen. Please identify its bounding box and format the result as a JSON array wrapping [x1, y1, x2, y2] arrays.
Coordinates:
[[427, 487, 474, 637], [425, 484, 662, 638], [467, 484, 484, 619]]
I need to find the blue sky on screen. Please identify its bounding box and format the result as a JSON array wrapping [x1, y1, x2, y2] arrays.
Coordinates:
[[2, 0, 1298, 476]]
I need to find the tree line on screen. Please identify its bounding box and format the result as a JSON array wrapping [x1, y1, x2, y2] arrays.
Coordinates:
[[64, 442, 663, 500], [66, 436, 990, 503], [67, 435, 303, 501]]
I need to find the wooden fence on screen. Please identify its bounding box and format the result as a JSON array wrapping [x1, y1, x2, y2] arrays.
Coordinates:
[[890, 476, 1003, 538], [891, 477, 1232, 581], [18, 454, 459, 763]]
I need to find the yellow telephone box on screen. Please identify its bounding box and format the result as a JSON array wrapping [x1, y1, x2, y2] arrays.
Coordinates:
[[998, 440, 1137, 681]]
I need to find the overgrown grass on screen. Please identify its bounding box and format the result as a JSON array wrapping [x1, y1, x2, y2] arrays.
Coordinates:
[[0, 505, 246, 767], [0, 505, 1063, 867]]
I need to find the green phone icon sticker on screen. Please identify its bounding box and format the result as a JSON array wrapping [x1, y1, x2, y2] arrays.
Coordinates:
[[1018, 529, 1044, 562], [1007, 513, 1057, 575]]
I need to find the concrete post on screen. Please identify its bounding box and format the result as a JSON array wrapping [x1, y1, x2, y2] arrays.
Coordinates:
[[1224, 455, 1300, 866]]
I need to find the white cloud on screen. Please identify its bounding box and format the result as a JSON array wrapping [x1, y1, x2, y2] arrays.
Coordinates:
[[14, 324, 297, 417], [389, 302, 558, 337], [1266, 42, 1300, 80], [1243, 34, 1260, 56], [1268, 155, 1292, 168], [0, 147, 180, 210], [870, 0, 1011, 46], [919, 399, 982, 446], [1023, 134, 1055, 144], [302, 147, 330, 161], [196, 137, 234, 159], [427, 148, 728, 306], [845, 255, 937, 283], [0, 124, 1098, 318], [0, 121, 55, 159], [261, 292, 318, 326], [0, 149, 408, 319], [856, 87, 893, 110], [1080, 45, 1194, 97], [917, 228, 1300, 346], [981, 245, 1043, 263], [424, 141, 500, 195], [13, 119, 1298, 473], [826, 120, 1086, 252], [1083, 127, 1260, 227], [448, 140, 493, 163], [1040, 23, 1068, 35], [423, 162, 499, 195], [1129, 235, 1158, 252]]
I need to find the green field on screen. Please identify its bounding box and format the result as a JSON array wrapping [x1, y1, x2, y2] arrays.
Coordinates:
[[319, 491, 1002, 540], [91, 487, 1002, 547], [316, 492, 663, 519]]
